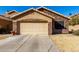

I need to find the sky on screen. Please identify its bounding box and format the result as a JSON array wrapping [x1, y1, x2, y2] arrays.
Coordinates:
[[0, 6, 79, 16]]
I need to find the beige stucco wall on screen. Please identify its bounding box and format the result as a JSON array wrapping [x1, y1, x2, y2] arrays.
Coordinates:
[[15, 12, 53, 22], [12, 22, 17, 32]]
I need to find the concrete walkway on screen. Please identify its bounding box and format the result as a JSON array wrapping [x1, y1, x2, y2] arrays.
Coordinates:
[[0, 34, 59, 52]]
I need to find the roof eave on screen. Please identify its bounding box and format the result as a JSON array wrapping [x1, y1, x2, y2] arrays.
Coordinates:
[[11, 8, 55, 20]]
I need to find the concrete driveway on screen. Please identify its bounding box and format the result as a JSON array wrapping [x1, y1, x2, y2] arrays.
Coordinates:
[[0, 34, 59, 52]]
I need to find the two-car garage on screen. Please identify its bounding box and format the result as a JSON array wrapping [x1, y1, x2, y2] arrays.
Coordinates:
[[20, 23, 48, 35]]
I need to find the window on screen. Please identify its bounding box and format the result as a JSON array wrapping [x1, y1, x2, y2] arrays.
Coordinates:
[[55, 21, 64, 29]]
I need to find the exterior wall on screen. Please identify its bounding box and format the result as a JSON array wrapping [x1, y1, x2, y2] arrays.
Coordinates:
[[38, 9, 69, 34], [13, 11, 53, 35], [48, 22, 53, 35], [13, 21, 17, 32], [13, 21, 20, 34], [15, 12, 52, 22]]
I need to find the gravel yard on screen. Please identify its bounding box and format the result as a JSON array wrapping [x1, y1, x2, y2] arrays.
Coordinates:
[[50, 34, 79, 52]]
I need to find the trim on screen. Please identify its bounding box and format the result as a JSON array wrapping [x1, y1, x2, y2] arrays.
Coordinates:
[[13, 18, 51, 22], [18, 21, 48, 23]]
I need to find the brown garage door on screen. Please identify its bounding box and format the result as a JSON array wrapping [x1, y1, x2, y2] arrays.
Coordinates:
[[20, 23, 48, 35]]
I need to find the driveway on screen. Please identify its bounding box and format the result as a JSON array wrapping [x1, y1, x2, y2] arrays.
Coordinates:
[[0, 34, 59, 52]]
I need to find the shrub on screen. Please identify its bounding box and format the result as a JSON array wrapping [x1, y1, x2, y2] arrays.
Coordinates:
[[69, 17, 79, 26], [72, 30, 79, 35]]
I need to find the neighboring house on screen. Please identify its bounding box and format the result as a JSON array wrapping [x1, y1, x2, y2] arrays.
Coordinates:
[[4, 10, 19, 18], [0, 15, 12, 34], [0, 7, 70, 35]]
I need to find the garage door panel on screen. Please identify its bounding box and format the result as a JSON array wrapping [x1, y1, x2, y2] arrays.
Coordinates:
[[20, 23, 48, 34]]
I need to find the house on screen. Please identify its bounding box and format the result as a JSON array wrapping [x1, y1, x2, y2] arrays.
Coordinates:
[[0, 7, 70, 35], [4, 10, 19, 18], [11, 9, 54, 35], [0, 15, 12, 34]]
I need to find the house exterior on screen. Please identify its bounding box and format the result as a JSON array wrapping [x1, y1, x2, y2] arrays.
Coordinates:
[[11, 9, 54, 35], [0, 7, 70, 35]]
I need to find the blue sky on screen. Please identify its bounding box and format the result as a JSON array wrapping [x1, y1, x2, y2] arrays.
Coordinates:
[[0, 6, 79, 16]]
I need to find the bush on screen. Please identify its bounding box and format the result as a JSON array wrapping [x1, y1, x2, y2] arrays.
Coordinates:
[[69, 17, 79, 26], [72, 30, 79, 35]]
